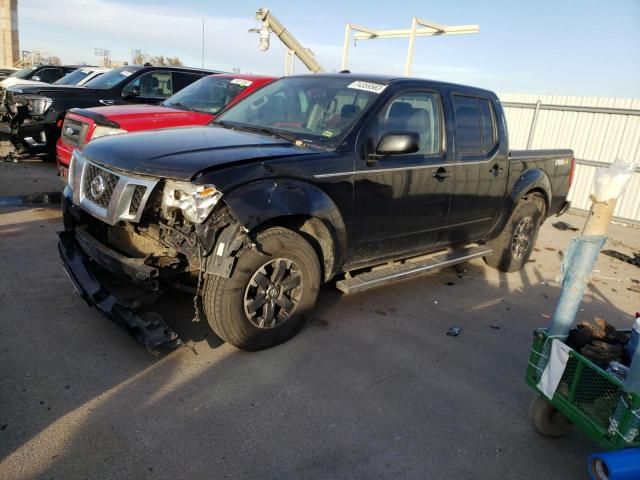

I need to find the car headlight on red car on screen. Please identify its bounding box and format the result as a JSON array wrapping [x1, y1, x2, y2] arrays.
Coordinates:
[[91, 125, 127, 140]]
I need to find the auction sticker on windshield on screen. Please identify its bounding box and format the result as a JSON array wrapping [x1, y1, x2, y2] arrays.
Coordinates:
[[120, 70, 133, 77], [348, 81, 387, 94], [231, 79, 253, 87]]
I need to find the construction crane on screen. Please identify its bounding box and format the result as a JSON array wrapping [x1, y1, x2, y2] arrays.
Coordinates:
[[249, 8, 325, 75]]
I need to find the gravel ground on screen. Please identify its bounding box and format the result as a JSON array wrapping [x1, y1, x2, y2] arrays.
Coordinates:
[[0, 159, 638, 480]]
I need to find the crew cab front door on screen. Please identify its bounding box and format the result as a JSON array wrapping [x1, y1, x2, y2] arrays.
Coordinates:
[[352, 90, 451, 263], [445, 94, 509, 243]]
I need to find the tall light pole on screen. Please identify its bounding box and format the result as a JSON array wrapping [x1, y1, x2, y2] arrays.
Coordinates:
[[93, 48, 110, 67], [341, 17, 479, 76]]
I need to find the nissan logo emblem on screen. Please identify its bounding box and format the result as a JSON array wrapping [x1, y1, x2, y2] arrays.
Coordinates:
[[90, 175, 106, 200]]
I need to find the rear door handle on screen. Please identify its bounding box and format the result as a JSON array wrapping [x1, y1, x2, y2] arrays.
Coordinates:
[[490, 164, 504, 177], [432, 167, 451, 181]]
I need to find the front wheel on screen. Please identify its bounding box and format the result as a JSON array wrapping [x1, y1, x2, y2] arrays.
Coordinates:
[[484, 196, 544, 272], [202, 227, 321, 351]]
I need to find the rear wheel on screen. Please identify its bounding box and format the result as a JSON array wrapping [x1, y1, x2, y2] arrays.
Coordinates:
[[202, 227, 321, 351], [484, 196, 544, 272]]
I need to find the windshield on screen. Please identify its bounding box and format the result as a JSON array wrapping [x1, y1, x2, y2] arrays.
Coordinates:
[[83, 66, 142, 89], [214, 76, 383, 147], [54, 68, 92, 86], [164, 76, 257, 115], [10, 67, 37, 79]]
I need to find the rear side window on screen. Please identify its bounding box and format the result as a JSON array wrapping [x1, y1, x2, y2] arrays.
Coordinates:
[[172, 72, 205, 93], [453, 95, 481, 154], [478, 99, 497, 152]]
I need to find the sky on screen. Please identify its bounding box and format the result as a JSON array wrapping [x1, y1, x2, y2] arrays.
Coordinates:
[[18, 0, 640, 97]]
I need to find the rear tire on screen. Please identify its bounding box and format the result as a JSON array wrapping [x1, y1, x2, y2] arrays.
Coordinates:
[[202, 227, 321, 351], [484, 196, 544, 272], [529, 394, 574, 437]]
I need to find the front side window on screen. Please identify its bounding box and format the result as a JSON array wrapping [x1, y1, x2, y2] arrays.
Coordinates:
[[123, 71, 172, 98], [164, 76, 256, 115], [214, 76, 382, 147], [36, 68, 63, 83], [369, 91, 442, 156]]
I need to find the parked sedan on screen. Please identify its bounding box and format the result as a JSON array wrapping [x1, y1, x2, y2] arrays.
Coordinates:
[[56, 74, 276, 178]]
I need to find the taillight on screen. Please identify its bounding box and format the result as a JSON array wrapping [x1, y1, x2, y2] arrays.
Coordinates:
[[568, 156, 576, 187]]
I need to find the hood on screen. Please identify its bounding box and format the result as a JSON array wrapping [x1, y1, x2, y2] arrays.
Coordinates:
[[0, 77, 48, 89], [82, 104, 212, 130], [7, 84, 95, 95], [83, 125, 312, 181]]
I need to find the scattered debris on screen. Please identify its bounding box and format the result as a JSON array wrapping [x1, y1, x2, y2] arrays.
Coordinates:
[[542, 313, 551, 319], [490, 325, 501, 330], [0, 424, 7, 431], [552, 221, 580, 232], [433, 300, 438, 305], [309, 318, 329, 329], [454, 263, 468, 278], [446, 281, 455, 286], [601, 249, 640, 267], [447, 327, 463, 337]]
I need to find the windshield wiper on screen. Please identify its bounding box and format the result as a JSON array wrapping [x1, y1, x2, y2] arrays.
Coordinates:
[[241, 125, 305, 145], [166, 101, 195, 112]]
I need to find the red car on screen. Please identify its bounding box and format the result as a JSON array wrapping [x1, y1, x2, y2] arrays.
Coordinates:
[[56, 74, 276, 178]]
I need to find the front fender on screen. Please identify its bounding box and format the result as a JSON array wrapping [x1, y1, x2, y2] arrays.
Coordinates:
[[485, 168, 552, 241], [223, 178, 348, 276]]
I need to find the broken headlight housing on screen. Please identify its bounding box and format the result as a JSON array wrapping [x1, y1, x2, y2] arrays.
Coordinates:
[[15, 94, 53, 115], [91, 125, 127, 140], [162, 180, 223, 224]]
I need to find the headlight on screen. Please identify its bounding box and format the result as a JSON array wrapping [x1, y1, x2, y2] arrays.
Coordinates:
[[162, 180, 223, 224], [21, 95, 52, 115], [91, 125, 127, 140]]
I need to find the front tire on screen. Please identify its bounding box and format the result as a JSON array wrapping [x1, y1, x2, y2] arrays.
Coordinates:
[[202, 227, 321, 351], [484, 196, 544, 272], [529, 395, 574, 437]]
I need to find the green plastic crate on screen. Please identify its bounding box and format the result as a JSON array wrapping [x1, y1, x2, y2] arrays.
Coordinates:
[[525, 328, 640, 449]]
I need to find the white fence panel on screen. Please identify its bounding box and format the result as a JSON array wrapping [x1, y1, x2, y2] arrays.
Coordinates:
[[499, 93, 640, 223]]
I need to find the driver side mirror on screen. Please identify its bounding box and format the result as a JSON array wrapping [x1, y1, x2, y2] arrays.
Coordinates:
[[122, 84, 140, 99], [375, 132, 420, 156]]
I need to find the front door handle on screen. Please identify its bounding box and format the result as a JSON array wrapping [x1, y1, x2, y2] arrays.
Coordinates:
[[432, 167, 451, 181], [490, 164, 504, 177]]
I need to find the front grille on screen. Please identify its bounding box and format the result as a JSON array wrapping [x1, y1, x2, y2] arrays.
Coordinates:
[[129, 185, 147, 215], [83, 164, 119, 208], [61, 118, 89, 147]]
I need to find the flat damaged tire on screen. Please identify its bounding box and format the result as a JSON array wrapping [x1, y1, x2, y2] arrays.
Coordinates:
[[484, 196, 544, 273], [202, 227, 321, 351]]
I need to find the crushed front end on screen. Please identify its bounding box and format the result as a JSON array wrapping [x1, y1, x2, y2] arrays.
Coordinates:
[[59, 151, 238, 353]]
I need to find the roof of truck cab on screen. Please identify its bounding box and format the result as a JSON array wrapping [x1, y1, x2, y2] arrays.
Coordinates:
[[285, 72, 497, 98]]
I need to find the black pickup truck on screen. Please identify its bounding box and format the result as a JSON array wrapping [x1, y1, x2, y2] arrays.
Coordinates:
[[59, 74, 574, 352], [4, 65, 219, 157]]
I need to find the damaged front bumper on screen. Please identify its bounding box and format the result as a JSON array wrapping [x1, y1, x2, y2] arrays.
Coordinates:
[[59, 196, 182, 353]]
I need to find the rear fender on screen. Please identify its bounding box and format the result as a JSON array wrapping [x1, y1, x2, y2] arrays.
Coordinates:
[[484, 168, 551, 241]]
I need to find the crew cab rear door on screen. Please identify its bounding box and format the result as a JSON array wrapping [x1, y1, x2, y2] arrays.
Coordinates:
[[352, 89, 451, 261], [445, 94, 509, 243]]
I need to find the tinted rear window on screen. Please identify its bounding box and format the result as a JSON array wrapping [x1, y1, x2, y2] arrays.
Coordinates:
[[453, 95, 481, 154], [478, 98, 497, 152]]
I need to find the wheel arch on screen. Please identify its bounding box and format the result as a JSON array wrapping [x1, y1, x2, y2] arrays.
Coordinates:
[[222, 179, 347, 281], [484, 168, 551, 241]]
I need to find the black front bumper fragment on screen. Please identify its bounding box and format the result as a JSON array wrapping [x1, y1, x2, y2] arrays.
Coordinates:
[[58, 230, 182, 354]]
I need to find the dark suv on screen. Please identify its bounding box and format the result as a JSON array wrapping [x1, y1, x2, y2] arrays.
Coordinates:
[[5, 65, 221, 157]]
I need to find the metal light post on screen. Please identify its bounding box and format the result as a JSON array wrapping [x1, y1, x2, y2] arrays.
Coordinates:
[[341, 17, 479, 76]]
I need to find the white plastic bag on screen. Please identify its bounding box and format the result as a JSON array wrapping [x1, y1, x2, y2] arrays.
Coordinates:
[[593, 158, 635, 202]]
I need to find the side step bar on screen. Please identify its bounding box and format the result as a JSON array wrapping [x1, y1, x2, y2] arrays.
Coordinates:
[[336, 245, 492, 294]]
